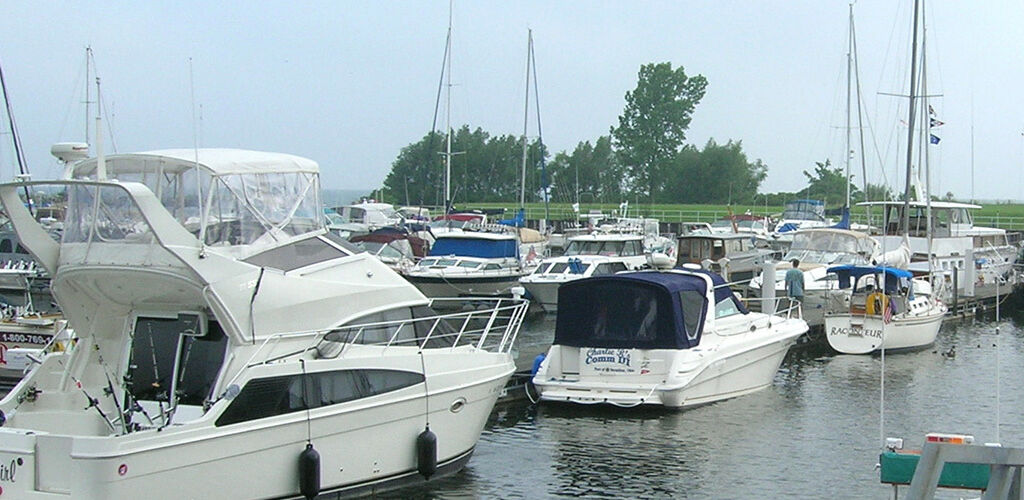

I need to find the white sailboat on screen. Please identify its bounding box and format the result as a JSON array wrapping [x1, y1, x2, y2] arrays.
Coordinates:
[[0, 149, 527, 498], [824, 0, 946, 354]]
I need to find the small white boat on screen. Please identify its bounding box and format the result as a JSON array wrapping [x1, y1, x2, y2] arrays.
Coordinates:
[[772, 199, 833, 239], [532, 269, 808, 408], [519, 233, 650, 312], [0, 149, 527, 499], [824, 265, 946, 354], [402, 228, 527, 299]]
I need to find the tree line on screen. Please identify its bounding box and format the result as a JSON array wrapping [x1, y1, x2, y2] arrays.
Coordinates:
[[380, 62, 865, 209]]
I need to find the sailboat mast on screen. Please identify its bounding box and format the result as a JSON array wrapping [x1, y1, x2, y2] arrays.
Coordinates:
[[844, 3, 853, 209], [921, 1, 934, 270], [443, 3, 453, 214], [901, 0, 922, 236], [519, 30, 532, 211]]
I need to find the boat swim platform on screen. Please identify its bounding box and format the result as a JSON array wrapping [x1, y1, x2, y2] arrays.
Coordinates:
[[883, 441, 1024, 499]]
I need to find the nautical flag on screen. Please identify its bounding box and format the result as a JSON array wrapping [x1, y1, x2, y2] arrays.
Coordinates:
[[883, 301, 893, 324], [928, 104, 936, 116], [930, 118, 945, 127], [929, 134, 941, 144]]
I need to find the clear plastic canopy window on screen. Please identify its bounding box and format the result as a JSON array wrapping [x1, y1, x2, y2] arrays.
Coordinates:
[[202, 172, 322, 246], [68, 170, 322, 247]]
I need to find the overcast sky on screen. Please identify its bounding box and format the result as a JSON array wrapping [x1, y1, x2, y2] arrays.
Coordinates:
[[1, 1, 1022, 202]]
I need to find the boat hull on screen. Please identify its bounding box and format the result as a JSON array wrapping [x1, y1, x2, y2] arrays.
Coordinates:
[[0, 355, 513, 499], [405, 274, 523, 299], [825, 308, 945, 354], [533, 334, 799, 408], [519, 280, 563, 312]]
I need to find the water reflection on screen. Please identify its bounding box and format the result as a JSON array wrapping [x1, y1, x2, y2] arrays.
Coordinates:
[[398, 315, 1024, 499]]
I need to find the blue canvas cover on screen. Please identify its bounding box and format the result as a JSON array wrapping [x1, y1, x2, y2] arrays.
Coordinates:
[[554, 271, 711, 350], [827, 265, 913, 294], [428, 236, 518, 258]]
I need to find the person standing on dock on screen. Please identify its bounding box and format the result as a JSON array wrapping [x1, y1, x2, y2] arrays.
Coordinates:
[[785, 259, 804, 303]]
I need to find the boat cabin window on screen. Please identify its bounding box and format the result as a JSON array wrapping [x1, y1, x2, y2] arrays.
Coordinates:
[[533, 263, 551, 274], [126, 313, 228, 415], [458, 261, 481, 269], [437, 259, 457, 267], [420, 259, 437, 267], [623, 240, 643, 256], [483, 263, 502, 271], [593, 262, 628, 276], [679, 291, 705, 340], [550, 262, 570, 274], [215, 369, 424, 427]]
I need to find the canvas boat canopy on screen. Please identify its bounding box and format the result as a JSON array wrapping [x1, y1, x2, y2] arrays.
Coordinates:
[[827, 265, 913, 294], [429, 235, 518, 259], [68, 149, 323, 249], [554, 271, 747, 350]]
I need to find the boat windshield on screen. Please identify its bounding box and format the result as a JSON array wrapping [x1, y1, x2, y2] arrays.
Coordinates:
[[565, 239, 642, 256], [781, 201, 825, 221], [784, 231, 873, 265]]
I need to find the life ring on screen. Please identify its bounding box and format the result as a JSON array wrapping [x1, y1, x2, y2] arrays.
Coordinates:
[[865, 291, 889, 316]]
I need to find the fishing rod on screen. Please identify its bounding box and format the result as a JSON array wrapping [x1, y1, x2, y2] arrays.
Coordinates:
[[71, 375, 116, 433]]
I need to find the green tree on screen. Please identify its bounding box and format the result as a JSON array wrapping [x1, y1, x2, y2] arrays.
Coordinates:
[[611, 62, 708, 202], [862, 182, 895, 202], [546, 136, 624, 206], [381, 131, 445, 207], [382, 126, 548, 207], [662, 139, 767, 204], [799, 159, 860, 206]]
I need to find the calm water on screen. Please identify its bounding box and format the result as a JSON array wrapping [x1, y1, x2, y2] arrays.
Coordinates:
[[397, 306, 1024, 499]]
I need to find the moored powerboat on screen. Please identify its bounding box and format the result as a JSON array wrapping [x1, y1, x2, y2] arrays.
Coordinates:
[[403, 229, 528, 299], [0, 149, 527, 499], [532, 268, 808, 408], [519, 232, 651, 312]]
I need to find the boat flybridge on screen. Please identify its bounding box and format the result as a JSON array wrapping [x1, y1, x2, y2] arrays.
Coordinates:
[[0, 149, 527, 499], [532, 268, 808, 408], [861, 200, 1018, 301], [772, 199, 832, 240], [824, 265, 946, 354]]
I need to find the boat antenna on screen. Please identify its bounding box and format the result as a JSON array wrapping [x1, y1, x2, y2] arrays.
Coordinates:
[[189, 58, 206, 253], [0, 56, 33, 215], [95, 77, 106, 180]]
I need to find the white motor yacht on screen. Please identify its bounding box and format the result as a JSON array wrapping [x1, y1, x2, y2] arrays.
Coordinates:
[[824, 265, 946, 353], [861, 201, 1018, 301], [532, 269, 808, 408], [519, 233, 650, 312], [402, 229, 527, 299], [0, 149, 527, 499]]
